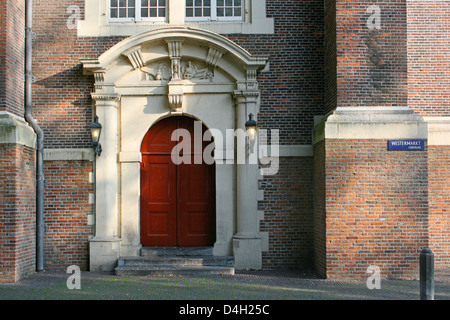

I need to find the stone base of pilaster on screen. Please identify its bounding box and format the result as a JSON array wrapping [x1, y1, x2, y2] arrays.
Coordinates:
[[89, 238, 121, 272], [233, 235, 262, 270]]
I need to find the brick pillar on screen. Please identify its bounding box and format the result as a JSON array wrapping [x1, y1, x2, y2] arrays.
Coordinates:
[[0, 0, 38, 283], [0, 113, 37, 283], [314, 0, 429, 280], [408, 2, 450, 270]]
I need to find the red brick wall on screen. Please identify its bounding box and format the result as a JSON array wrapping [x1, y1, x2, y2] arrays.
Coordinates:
[[0, 0, 25, 117], [31, 1, 324, 148], [43, 160, 94, 271], [407, 1, 450, 267], [317, 139, 429, 280], [313, 140, 326, 278], [33, 0, 123, 149], [329, 0, 408, 112], [0, 144, 36, 283], [30, 0, 324, 271], [428, 146, 450, 268], [229, 0, 324, 145], [259, 157, 314, 270], [324, 0, 337, 114], [407, 1, 450, 116]]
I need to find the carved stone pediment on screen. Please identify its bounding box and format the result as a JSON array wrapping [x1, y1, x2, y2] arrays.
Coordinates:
[[83, 28, 270, 115]]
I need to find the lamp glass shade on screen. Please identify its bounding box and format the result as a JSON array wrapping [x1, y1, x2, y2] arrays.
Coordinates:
[[90, 116, 102, 146], [245, 113, 257, 141]]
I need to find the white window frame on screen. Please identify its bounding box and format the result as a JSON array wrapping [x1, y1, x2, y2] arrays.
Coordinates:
[[185, 0, 243, 22], [79, 0, 274, 36], [109, 0, 167, 23]]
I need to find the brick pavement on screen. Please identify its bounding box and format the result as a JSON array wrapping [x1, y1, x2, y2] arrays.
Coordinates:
[[0, 269, 448, 301]]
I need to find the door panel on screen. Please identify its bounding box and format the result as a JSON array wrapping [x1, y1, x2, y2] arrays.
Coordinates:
[[177, 158, 215, 246], [140, 116, 215, 247], [140, 155, 177, 246]]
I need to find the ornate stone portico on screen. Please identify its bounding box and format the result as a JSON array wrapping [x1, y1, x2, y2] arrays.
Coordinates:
[[82, 27, 269, 271]]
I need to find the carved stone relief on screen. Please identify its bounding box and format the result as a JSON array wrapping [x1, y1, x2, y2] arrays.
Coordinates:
[[140, 62, 171, 81], [181, 60, 214, 81], [138, 60, 214, 82]]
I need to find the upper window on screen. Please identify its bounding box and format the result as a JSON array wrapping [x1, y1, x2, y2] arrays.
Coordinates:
[[81, 0, 273, 36], [185, 0, 243, 21], [110, 0, 167, 22]]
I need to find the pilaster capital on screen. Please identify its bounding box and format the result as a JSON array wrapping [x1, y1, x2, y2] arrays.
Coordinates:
[[91, 93, 121, 107], [233, 90, 260, 105]]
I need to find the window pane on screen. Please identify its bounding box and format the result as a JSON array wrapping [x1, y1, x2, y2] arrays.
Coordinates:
[[216, 0, 242, 18], [129, 0, 135, 7], [119, 8, 127, 17], [128, 8, 135, 17], [111, 8, 118, 18], [140, 0, 166, 18], [186, 0, 211, 18], [111, 0, 118, 7], [119, 0, 126, 7]]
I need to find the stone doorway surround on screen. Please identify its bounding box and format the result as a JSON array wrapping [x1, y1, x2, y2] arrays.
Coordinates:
[[82, 27, 269, 271]]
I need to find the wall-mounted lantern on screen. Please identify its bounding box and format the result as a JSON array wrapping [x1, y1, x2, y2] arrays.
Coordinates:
[[245, 113, 257, 142], [89, 115, 102, 156]]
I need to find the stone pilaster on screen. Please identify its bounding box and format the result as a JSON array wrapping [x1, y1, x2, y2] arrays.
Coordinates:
[[232, 90, 262, 270], [89, 93, 121, 272]]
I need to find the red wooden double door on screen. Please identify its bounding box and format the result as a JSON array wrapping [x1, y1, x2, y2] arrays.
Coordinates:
[[140, 116, 216, 247]]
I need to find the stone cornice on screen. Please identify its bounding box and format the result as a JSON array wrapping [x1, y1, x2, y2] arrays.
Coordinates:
[[313, 107, 428, 144], [424, 116, 450, 146], [0, 111, 37, 149], [91, 93, 121, 102]]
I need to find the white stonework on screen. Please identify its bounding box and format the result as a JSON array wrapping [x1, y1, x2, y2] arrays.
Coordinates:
[[313, 107, 428, 144], [424, 117, 450, 146], [43, 148, 94, 161], [0, 111, 37, 148], [78, 0, 274, 37], [83, 27, 269, 271]]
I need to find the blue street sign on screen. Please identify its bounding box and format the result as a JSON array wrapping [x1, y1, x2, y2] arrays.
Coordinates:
[[388, 140, 425, 151]]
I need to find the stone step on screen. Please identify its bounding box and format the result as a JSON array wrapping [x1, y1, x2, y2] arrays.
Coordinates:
[[114, 246, 235, 276], [118, 256, 234, 267], [115, 265, 235, 276], [140, 246, 214, 257]]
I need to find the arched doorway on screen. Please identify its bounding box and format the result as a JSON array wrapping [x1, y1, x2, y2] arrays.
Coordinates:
[[140, 116, 216, 247], [85, 27, 268, 270]]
